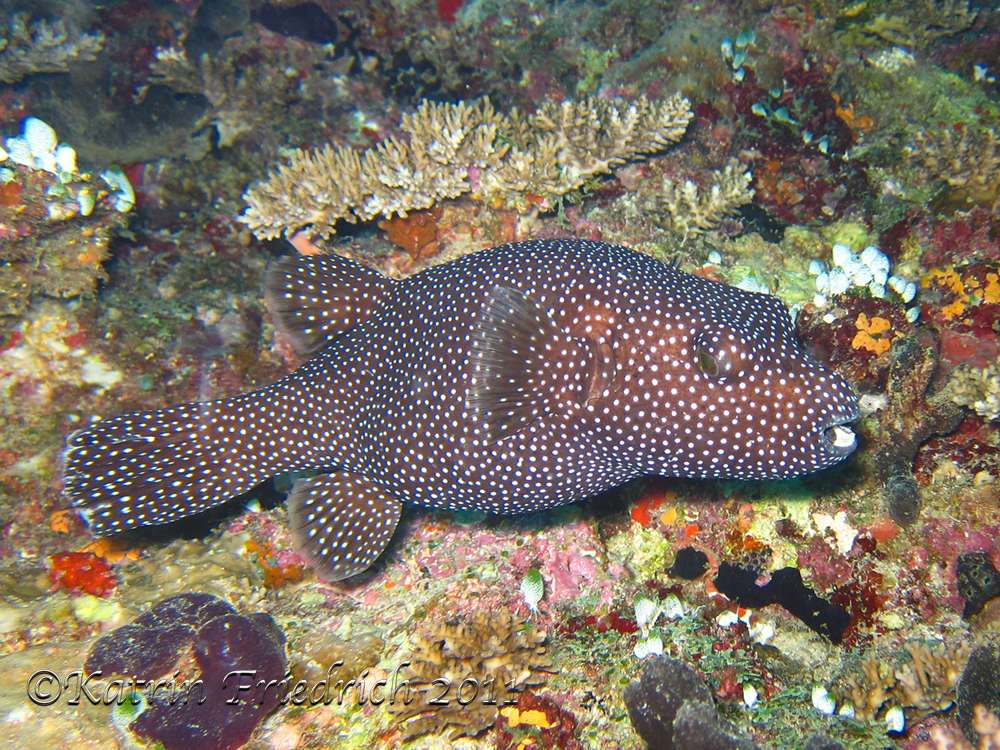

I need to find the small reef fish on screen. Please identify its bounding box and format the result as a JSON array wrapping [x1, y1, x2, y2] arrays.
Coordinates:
[[64, 240, 860, 580]]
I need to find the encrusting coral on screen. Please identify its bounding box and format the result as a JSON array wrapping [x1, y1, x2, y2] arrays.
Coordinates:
[[835, 641, 973, 723], [863, 0, 979, 48], [0, 14, 103, 85], [947, 358, 1000, 422], [908, 126, 1000, 212], [241, 94, 693, 240], [651, 158, 754, 239], [389, 609, 552, 740]]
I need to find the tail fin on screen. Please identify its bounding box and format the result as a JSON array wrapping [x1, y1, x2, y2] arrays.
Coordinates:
[[63, 395, 277, 535], [65, 252, 386, 535]]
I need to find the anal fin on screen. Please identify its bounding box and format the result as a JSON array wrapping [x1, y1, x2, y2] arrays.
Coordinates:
[[287, 471, 402, 581]]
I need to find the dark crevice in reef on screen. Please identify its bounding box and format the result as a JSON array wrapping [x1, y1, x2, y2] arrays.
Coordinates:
[[251, 3, 341, 45]]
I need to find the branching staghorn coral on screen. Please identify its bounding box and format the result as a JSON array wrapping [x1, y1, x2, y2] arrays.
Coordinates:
[[0, 14, 103, 85], [650, 159, 754, 239], [241, 94, 692, 240], [908, 126, 1000, 211], [389, 610, 552, 739], [838, 655, 896, 721], [897, 642, 972, 716]]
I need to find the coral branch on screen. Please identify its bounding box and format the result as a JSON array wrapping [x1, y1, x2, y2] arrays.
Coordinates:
[[241, 94, 692, 240], [652, 159, 754, 239]]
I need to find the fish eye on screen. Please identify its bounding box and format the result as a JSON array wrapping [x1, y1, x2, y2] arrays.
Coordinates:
[[693, 327, 750, 379], [697, 346, 721, 378]]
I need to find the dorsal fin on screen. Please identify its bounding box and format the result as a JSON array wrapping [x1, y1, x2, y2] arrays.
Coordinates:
[[466, 286, 595, 443], [264, 253, 391, 357]]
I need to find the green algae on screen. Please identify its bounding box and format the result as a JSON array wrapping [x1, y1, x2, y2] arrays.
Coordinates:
[[574, 44, 617, 95], [848, 55, 999, 185], [606, 524, 673, 582], [740, 685, 889, 750], [819, 221, 875, 253], [71, 594, 123, 625], [718, 232, 818, 308]]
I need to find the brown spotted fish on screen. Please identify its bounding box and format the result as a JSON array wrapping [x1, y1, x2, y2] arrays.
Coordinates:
[[64, 240, 859, 580]]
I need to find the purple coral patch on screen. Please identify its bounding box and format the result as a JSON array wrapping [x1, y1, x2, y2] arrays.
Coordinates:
[[85, 592, 287, 750]]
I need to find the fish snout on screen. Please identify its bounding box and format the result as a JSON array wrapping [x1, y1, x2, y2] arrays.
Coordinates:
[[816, 389, 861, 458], [820, 419, 859, 456]]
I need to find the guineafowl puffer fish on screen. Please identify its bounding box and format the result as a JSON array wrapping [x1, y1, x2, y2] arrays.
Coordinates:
[[64, 239, 860, 581]]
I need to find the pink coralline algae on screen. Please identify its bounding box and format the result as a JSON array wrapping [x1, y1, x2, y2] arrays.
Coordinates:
[[796, 536, 852, 592], [509, 519, 624, 609], [85, 592, 287, 750], [409, 515, 623, 610], [921, 518, 1000, 614]]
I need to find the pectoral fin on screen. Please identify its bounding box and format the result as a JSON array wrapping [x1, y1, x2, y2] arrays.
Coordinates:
[[466, 286, 594, 442]]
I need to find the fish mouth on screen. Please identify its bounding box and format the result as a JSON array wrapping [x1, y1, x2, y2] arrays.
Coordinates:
[[819, 411, 861, 456]]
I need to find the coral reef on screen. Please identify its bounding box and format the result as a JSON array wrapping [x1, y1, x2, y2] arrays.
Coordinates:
[[2, 2, 1000, 749], [390, 609, 552, 740], [149, 26, 352, 149], [0, 117, 132, 317], [958, 646, 1000, 746], [48, 550, 115, 597], [808, 241, 919, 322], [0, 14, 103, 85], [796, 294, 916, 391], [884, 472, 920, 527], [720, 39, 867, 226], [956, 552, 1000, 618], [495, 690, 586, 750], [150, 45, 264, 149], [834, 641, 972, 724], [714, 562, 850, 643], [668, 546, 709, 580], [241, 93, 693, 239], [915, 705, 1000, 750], [863, 0, 980, 48], [863, 337, 964, 495], [378, 206, 444, 260], [85, 592, 287, 750]]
